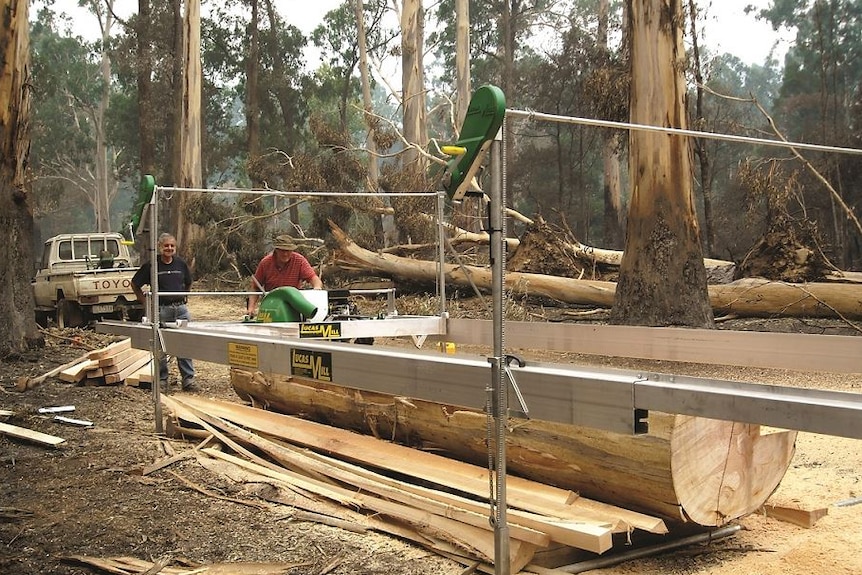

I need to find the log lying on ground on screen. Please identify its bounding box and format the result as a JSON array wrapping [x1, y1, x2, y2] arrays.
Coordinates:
[[331, 224, 862, 319], [231, 369, 797, 527], [417, 213, 735, 270]]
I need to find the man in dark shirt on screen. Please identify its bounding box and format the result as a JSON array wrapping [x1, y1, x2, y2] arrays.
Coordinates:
[[131, 233, 197, 391]]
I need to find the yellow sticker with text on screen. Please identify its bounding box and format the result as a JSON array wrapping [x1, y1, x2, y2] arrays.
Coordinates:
[[228, 342, 259, 369]]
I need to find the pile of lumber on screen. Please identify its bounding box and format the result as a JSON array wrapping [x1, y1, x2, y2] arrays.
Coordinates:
[[231, 369, 798, 528], [58, 339, 152, 386], [162, 394, 670, 572]]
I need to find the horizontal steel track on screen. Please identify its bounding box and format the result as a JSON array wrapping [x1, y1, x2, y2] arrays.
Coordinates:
[[98, 320, 862, 439], [443, 319, 862, 373]]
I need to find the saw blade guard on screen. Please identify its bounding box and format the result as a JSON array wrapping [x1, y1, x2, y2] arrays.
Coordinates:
[[256, 287, 319, 323]]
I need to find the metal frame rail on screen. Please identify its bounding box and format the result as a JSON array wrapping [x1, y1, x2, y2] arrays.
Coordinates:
[[136, 183, 449, 432], [98, 320, 862, 440]]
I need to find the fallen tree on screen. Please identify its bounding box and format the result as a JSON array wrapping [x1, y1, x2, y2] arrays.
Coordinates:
[[329, 223, 862, 319]]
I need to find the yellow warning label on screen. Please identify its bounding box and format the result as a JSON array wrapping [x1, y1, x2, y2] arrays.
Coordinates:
[[228, 342, 259, 369]]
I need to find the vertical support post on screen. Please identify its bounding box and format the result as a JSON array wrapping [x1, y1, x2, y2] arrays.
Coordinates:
[[488, 129, 509, 575], [436, 191, 447, 319], [148, 188, 164, 434]]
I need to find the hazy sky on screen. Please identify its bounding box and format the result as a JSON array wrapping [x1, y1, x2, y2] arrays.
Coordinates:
[[62, 0, 789, 66]]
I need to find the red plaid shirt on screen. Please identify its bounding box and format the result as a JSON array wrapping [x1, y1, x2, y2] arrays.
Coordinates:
[[253, 251, 317, 290]]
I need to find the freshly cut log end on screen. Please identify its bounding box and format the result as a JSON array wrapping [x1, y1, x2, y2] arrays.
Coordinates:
[[671, 417, 797, 526], [230, 368, 797, 527]]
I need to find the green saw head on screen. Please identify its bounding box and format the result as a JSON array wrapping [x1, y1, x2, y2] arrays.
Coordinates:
[[441, 85, 506, 201]]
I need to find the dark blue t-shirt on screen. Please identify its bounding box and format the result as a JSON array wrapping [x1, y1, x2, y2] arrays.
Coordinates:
[[132, 257, 192, 304]]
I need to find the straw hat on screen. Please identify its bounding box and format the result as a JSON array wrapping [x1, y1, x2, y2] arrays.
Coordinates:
[[273, 235, 298, 251]]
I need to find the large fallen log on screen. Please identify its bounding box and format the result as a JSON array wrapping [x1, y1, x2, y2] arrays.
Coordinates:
[[418, 213, 735, 271], [230, 369, 797, 528], [330, 223, 862, 319]]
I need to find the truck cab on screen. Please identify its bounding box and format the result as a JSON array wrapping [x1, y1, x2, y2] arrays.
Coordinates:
[[32, 233, 143, 328]]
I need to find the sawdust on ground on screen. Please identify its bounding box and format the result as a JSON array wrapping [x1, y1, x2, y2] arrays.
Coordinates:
[[1, 294, 860, 575]]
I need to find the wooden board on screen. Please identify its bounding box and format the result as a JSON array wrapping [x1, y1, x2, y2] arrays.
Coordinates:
[[230, 369, 796, 528], [86, 338, 131, 361], [105, 353, 153, 384], [97, 346, 140, 367], [125, 362, 155, 387], [761, 502, 829, 528], [0, 421, 65, 447], [59, 359, 99, 383], [101, 349, 151, 375], [168, 394, 659, 543]]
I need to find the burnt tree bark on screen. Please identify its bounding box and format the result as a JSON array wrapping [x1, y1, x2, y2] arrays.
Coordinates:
[[0, 0, 40, 356]]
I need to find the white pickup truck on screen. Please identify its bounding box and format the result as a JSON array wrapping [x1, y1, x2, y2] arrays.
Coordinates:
[[31, 232, 145, 328]]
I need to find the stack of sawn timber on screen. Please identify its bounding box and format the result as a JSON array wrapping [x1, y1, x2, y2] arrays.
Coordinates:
[[162, 393, 669, 572], [229, 369, 798, 529], [59, 339, 152, 386]]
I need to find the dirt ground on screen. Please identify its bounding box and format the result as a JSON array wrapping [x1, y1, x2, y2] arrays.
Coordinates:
[[1, 295, 861, 575]]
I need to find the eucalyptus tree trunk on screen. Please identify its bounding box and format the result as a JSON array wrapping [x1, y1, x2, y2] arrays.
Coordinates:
[[246, 0, 261, 186], [454, 0, 471, 126], [355, 0, 379, 193], [263, 0, 300, 226], [0, 0, 39, 355], [610, 0, 713, 328], [598, 0, 625, 249], [137, 0, 155, 178], [94, 2, 116, 233], [686, 0, 715, 257], [176, 0, 204, 258], [165, 0, 184, 233], [451, 0, 482, 232], [400, 0, 428, 176]]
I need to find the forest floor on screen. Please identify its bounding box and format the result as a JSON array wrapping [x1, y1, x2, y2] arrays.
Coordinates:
[[1, 293, 861, 575]]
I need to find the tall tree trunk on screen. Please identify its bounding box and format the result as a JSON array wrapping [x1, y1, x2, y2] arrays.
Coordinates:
[[165, 0, 184, 233], [263, 0, 299, 226], [246, 0, 261, 187], [354, 0, 392, 245], [454, 0, 471, 127], [355, 0, 378, 193], [400, 0, 427, 176], [686, 0, 715, 257], [94, 2, 115, 233], [598, 0, 625, 249], [610, 0, 713, 328], [0, 0, 39, 355], [177, 0, 203, 260], [137, 0, 155, 179], [452, 0, 483, 232]]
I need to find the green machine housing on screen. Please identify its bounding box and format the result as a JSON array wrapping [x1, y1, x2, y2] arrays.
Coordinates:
[[441, 85, 506, 201], [254, 287, 319, 323]]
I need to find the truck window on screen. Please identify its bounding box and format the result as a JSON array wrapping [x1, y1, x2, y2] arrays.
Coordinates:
[[41, 243, 52, 267], [73, 240, 89, 259], [58, 241, 73, 260], [106, 240, 120, 257]]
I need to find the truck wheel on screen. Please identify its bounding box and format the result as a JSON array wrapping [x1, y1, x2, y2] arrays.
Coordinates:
[[57, 299, 85, 329], [35, 311, 50, 328], [127, 309, 145, 322]]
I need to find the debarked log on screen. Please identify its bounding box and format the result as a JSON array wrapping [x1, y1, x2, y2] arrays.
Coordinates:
[[330, 223, 862, 319], [231, 368, 797, 527]]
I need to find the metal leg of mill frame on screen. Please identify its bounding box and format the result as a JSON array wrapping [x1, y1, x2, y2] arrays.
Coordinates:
[[488, 131, 510, 575]]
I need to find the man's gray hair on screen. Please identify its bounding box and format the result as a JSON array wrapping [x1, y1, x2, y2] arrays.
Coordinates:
[[158, 233, 176, 246]]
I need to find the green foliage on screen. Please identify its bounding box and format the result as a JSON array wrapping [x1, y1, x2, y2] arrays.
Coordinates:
[[760, 0, 862, 267], [29, 8, 106, 233]]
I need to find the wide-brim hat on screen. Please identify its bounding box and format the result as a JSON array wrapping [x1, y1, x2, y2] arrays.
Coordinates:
[[273, 235, 298, 251]]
